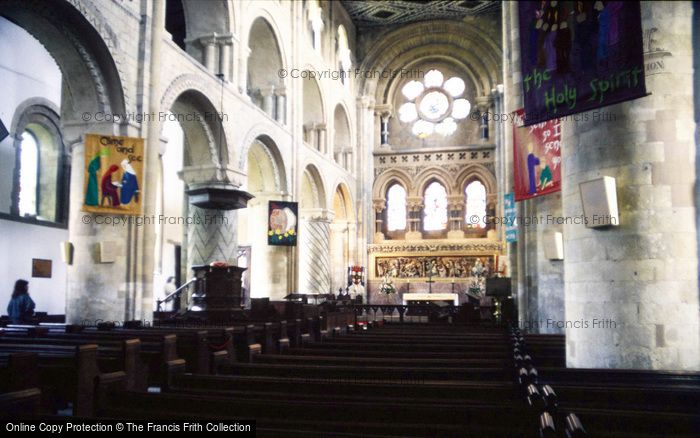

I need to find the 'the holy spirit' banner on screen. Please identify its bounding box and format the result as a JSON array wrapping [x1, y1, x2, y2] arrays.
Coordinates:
[[518, 1, 646, 125], [513, 109, 561, 201], [83, 134, 144, 215]]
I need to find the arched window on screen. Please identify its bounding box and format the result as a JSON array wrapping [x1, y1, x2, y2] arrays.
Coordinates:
[[307, 0, 324, 51], [386, 184, 406, 231], [423, 181, 447, 231], [465, 180, 486, 229], [18, 131, 39, 217], [337, 25, 351, 85]]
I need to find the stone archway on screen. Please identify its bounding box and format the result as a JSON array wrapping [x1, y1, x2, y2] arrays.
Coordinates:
[[237, 135, 290, 301], [330, 182, 356, 293], [298, 164, 330, 294]]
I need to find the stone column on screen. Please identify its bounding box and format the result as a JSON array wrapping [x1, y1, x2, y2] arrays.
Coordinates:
[[316, 123, 327, 154], [186, 204, 237, 267], [379, 111, 392, 146], [405, 197, 424, 240], [475, 95, 493, 142], [201, 35, 218, 73], [561, 1, 699, 370], [372, 199, 385, 242], [304, 123, 316, 148], [237, 45, 251, 95], [447, 195, 465, 239], [330, 221, 350, 291], [218, 34, 233, 81], [299, 210, 332, 294], [274, 86, 287, 125], [260, 86, 276, 118]]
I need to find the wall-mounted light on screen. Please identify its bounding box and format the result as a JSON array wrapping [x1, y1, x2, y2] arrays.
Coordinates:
[[579, 176, 619, 228], [543, 231, 564, 260], [60, 241, 74, 265]]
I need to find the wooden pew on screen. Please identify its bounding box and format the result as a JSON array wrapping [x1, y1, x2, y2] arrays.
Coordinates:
[[0, 343, 98, 416]]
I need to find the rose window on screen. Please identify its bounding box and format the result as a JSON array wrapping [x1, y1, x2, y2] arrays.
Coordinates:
[[398, 69, 470, 138]]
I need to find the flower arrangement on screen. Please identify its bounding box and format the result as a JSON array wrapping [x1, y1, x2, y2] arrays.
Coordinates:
[[379, 274, 396, 294]]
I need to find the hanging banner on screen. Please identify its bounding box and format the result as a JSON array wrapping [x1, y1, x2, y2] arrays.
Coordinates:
[[513, 109, 561, 201], [518, 1, 646, 125], [268, 201, 298, 246], [504, 193, 518, 243], [83, 134, 144, 215]]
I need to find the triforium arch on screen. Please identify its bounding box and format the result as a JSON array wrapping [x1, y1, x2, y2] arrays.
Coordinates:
[[332, 103, 353, 171], [246, 16, 286, 120], [166, 0, 234, 76], [302, 72, 326, 152]]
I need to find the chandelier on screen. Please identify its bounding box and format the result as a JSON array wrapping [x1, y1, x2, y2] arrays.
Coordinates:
[[398, 69, 471, 138]]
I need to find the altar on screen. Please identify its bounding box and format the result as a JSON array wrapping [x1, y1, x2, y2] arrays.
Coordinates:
[[403, 293, 459, 306]]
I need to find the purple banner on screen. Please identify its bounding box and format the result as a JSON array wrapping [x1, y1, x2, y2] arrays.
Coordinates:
[[518, 1, 646, 125]]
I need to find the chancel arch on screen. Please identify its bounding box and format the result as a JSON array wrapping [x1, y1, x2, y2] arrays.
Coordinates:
[[332, 104, 352, 171], [237, 135, 290, 301]]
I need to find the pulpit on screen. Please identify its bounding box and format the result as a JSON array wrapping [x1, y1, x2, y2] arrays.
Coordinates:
[[188, 264, 247, 322]]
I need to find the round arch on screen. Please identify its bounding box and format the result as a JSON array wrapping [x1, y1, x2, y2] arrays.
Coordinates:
[[300, 163, 327, 210], [247, 16, 285, 104], [244, 135, 288, 194], [2, 0, 126, 120], [331, 181, 355, 223]]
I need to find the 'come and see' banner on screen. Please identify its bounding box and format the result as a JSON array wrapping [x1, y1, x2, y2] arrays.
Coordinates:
[[518, 1, 646, 125]]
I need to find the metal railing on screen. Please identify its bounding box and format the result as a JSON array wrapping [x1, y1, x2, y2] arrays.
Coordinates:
[[156, 278, 197, 313]]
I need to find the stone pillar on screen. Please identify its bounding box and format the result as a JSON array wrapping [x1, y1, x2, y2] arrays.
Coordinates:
[[372, 199, 385, 242], [304, 123, 316, 148], [299, 210, 332, 294], [237, 46, 251, 95], [447, 195, 465, 239], [260, 86, 276, 118], [561, 1, 699, 370], [377, 105, 391, 146], [201, 35, 218, 73], [186, 204, 237, 267], [405, 197, 424, 240], [274, 86, 286, 125], [218, 35, 233, 81], [330, 221, 350, 291], [475, 95, 492, 142], [316, 123, 327, 154]]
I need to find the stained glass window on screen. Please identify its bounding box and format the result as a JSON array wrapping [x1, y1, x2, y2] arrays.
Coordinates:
[[465, 180, 486, 228], [399, 69, 470, 138], [19, 131, 38, 217], [386, 184, 407, 231], [423, 181, 447, 231]]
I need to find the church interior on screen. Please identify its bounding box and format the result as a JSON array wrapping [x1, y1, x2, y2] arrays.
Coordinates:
[[0, 0, 699, 435]]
